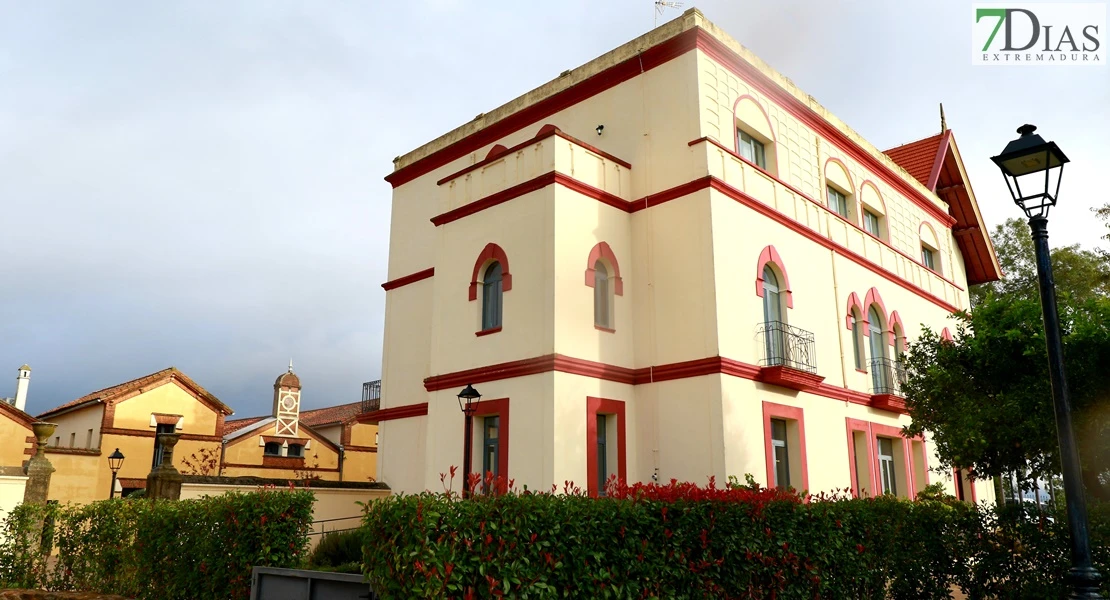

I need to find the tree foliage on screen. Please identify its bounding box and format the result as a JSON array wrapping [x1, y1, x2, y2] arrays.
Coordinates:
[[902, 217, 1110, 499]]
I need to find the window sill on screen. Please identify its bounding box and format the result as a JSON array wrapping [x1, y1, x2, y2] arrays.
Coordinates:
[[594, 325, 616, 333], [475, 326, 502, 337], [855, 368, 868, 374]]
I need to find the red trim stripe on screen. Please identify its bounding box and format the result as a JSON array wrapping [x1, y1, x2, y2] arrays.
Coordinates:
[[382, 268, 434, 291], [360, 403, 429, 423], [385, 30, 696, 189], [423, 353, 891, 412], [437, 128, 631, 186], [431, 171, 629, 227], [693, 31, 957, 228]]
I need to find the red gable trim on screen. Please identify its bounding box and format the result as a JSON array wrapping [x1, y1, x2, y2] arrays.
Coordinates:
[[385, 30, 696, 188], [926, 130, 953, 191]]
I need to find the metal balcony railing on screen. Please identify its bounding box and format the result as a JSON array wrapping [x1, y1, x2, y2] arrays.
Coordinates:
[[870, 358, 907, 396], [361, 380, 381, 413], [758, 321, 817, 374]]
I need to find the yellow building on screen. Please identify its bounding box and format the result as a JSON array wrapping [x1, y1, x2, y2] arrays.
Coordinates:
[[37, 365, 380, 502], [38, 367, 232, 500], [376, 9, 1000, 502]]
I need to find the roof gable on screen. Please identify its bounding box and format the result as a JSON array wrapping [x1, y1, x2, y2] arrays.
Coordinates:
[[885, 131, 1001, 285], [38, 367, 233, 419], [0, 400, 35, 430]]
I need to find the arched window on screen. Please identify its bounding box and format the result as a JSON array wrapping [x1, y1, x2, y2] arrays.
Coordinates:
[[263, 442, 281, 456], [763, 266, 785, 364], [287, 443, 304, 458], [594, 260, 611, 328], [850, 310, 865, 370], [869, 306, 889, 392], [482, 261, 503, 331]]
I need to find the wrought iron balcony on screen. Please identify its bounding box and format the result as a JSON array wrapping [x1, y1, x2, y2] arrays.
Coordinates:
[[869, 358, 907, 397], [361, 380, 381, 413], [757, 321, 817, 374]]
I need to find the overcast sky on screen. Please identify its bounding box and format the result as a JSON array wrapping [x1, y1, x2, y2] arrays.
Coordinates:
[[2, 1, 1106, 418]]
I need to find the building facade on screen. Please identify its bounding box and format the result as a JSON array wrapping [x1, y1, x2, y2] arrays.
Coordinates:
[[37, 366, 380, 503], [376, 10, 1000, 501]]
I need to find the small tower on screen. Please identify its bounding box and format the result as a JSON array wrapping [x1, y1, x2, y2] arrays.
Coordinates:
[[272, 361, 301, 437], [14, 365, 30, 412]]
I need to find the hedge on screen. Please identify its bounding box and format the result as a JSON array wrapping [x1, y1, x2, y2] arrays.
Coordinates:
[[0, 486, 313, 600], [361, 476, 1110, 599]]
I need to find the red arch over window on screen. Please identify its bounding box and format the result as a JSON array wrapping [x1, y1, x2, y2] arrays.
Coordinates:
[[863, 287, 888, 328], [485, 144, 509, 160], [469, 243, 513, 301], [845, 292, 863, 330], [940, 327, 954, 342], [888, 310, 905, 347], [732, 95, 777, 143], [584, 241, 624, 296], [755, 245, 793, 308]]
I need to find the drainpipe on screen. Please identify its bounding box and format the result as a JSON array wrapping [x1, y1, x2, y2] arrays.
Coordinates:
[[830, 250, 849, 396], [218, 438, 226, 476], [338, 445, 345, 482]]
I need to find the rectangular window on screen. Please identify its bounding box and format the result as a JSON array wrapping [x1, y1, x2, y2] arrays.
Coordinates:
[[878, 437, 897, 495], [152, 423, 176, 468], [863, 210, 881, 236], [827, 186, 849, 218], [737, 130, 766, 169], [69, 433, 75, 448], [921, 246, 936, 270], [482, 415, 500, 479], [54, 436, 60, 447], [264, 442, 282, 456], [596, 414, 608, 496], [587, 398, 625, 498], [771, 418, 790, 488], [287, 443, 304, 458], [86, 429, 93, 449]]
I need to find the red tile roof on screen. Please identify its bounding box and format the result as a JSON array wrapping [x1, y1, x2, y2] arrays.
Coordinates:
[[884, 133, 947, 190], [38, 367, 233, 419], [299, 401, 362, 428], [222, 416, 268, 436]]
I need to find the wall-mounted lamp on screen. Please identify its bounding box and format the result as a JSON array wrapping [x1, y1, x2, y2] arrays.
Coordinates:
[[596, 125, 604, 136]]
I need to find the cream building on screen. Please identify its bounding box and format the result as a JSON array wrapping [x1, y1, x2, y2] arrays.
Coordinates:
[[376, 9, 1000, 502]]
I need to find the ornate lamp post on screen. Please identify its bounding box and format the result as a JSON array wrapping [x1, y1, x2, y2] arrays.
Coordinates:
[[107, 448, 125, 499], [992, 124, 1103, 599], [457, 384, 482, 498]]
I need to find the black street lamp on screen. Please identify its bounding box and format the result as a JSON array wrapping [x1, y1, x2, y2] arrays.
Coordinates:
[[107, 448, 125, 500], [457, 384, 482, 498], [992, 124, 1103, 599]]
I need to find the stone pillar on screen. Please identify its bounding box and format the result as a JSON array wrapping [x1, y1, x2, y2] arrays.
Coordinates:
[[146, 433, 183, 500], [23, 422, 56, 504]]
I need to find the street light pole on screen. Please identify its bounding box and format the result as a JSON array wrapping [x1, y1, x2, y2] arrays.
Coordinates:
[[992, 125, 1103, 598], [107, 448, 125, 500], [457, 384, 482, 498], [1029, 216, 1103, 598]]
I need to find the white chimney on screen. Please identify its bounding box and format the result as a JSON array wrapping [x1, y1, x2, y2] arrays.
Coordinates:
[[14, 365, 30, 412]]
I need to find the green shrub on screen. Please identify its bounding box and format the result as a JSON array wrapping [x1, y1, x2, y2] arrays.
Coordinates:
[[307, 529, 365, 574], [0, 486, 313, 600], [362, 476, 1110, 599]]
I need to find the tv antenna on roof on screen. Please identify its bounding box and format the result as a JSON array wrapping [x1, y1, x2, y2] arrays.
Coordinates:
[[655, 0, 683, 27]]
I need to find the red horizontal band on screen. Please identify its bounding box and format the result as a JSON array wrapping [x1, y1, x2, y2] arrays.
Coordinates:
[[382, 268, 435, 291]]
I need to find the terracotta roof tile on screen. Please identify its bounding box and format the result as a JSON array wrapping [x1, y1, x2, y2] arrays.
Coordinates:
[[38, 367, 233, 418], [884, 133, 946, 190], [299, 401, 363, 428], [222, 416, 268, 436]]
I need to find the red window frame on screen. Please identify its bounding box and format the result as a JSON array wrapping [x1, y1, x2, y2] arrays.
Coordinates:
[[586, 397, 626, 497], [761, 401, 809, 490], [472, 398, 509, 480]]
